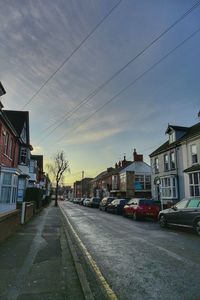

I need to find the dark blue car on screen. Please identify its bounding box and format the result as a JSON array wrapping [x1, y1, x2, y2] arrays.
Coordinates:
[[107, 199, 128, 215]]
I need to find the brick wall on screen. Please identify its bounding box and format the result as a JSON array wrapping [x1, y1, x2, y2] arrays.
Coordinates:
[[0, 120, 19, 167], [0, 210, 20, 243], [24, 203, 34, 223]]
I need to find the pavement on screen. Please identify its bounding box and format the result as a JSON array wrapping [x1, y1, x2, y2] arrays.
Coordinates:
[[0, 202, 85, 300]]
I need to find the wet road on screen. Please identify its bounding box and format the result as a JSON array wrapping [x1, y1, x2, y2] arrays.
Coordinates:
[[60, 201, 200, 300]]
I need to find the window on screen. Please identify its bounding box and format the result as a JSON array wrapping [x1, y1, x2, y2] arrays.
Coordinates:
[[134, 175, 151, 190], [191, 145, 198, 164], [164, 154, 169, 171], [4, 132, 9, 155], [135, 175, 144, 190], [120, 173, 126, 191], [145, 175, 151, 190], [189, 172, 200, 196], [112, 175, 118, 190], [0, 172, 18, 204], [169, 132, 175, 144], [187, 199, 200, 208], [155, 158, 159, 173], [20, 147, 27, 164], [160, 176, 177, 199], [170, 152, 175, 170], [8, 138, 13, 158]]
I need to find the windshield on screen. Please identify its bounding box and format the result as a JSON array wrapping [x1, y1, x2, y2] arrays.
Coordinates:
[[139, 199, 154, 206]]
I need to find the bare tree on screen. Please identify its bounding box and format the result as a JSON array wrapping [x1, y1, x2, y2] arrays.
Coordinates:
[[47, 151, 70, 206]]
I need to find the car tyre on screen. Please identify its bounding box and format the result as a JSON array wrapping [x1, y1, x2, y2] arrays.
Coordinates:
[[159, 215, 168, 228], [194, 219, 200, 236]]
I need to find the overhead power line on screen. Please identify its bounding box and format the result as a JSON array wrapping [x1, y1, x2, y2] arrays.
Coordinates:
[[37, 0, 200, 142], [22, 0, 122, 109], [54, 26, 200, 144]]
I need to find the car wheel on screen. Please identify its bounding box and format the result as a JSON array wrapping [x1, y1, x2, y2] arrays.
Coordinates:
[[133, 212, 138, 221], [159, 215, 168, 228], [194, 220, 200, 236]]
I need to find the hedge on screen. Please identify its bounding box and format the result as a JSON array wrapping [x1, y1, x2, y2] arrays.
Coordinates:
[[24, 188, 43, 210]]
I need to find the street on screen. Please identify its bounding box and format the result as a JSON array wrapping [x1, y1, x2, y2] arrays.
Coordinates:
[[60, 201, 200, 300]]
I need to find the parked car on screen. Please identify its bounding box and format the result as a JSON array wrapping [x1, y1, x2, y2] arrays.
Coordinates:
[[99, 197, 115, 211], [83, 198, 91, 206], [88, 197, 101, 208], [79, 198, 85, 205], [73, 198, 80, 204], [158, 197, 200, 235], [107, 199, 128, 215], [123, 198, 160, 221]]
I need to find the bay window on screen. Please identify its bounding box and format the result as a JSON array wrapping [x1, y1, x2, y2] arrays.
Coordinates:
[[160, 176, 177, 199], [189, 172, 200, 196], [0, 172, 18, 204]]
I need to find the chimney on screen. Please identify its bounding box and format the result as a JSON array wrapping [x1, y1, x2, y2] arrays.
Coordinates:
[[133, 148, 143, 162], [122, 154, 127, 167]]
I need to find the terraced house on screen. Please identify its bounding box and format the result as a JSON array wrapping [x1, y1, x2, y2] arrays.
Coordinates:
[[0, 83, 20, 210], [150, 121, 200, 208]]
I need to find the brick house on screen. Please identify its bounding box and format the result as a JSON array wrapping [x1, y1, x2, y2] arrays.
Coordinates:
[[0, 83, 21, 210], [3, 110, 33, 202], [90, 150, 151, 199], [111, 150, 152, 199]]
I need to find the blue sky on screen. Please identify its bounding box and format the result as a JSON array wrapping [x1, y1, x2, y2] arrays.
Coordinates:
[[0, 0, 200, 185]]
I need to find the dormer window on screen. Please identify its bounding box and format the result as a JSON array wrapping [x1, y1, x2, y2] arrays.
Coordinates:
[[169, 131, 175, 144], [191, 145, 198, 164]]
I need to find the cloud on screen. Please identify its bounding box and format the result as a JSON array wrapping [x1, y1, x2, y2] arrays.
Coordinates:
[[64, 126, 125, 145], [31, 145, 43, 154]]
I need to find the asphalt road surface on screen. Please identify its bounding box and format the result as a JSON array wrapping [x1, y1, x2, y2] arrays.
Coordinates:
[[60, 201, 200, 300]]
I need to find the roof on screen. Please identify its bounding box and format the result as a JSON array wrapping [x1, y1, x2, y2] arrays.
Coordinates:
[[120, 161, 151, 173], [4, 110, 28, 136], [3, 110, 31, 147], [150, 121, 200, 157], [0, 82, 6, 97], [165, 125, 189, 134], [184, 164, 200, 173]]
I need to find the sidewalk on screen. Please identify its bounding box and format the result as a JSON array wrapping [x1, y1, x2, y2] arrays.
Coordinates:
[[0, 203, 85, 300]]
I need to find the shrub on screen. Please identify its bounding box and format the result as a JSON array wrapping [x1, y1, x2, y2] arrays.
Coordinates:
[[24, 188, 43, 209]]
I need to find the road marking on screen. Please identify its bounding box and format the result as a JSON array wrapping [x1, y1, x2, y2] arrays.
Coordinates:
[[60, 204, 118, 300]]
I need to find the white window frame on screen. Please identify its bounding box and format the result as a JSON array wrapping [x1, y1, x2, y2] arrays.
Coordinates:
[[164, 154, 169, 171], [189, 172, 200, 197], [0, 172, 18, 204], [170, 151, 175, 170], [169, 131, 175, 144], [191, 144, 198, 164], [4, 132, 9, 155], [155, 158, 159, 173], [160, 176, 177, 199]]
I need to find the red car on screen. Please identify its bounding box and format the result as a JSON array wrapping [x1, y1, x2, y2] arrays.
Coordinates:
[[123, 198, 160, 221]]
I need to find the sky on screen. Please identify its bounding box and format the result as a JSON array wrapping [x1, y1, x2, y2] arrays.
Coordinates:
[[0, 0, 200, 186]]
